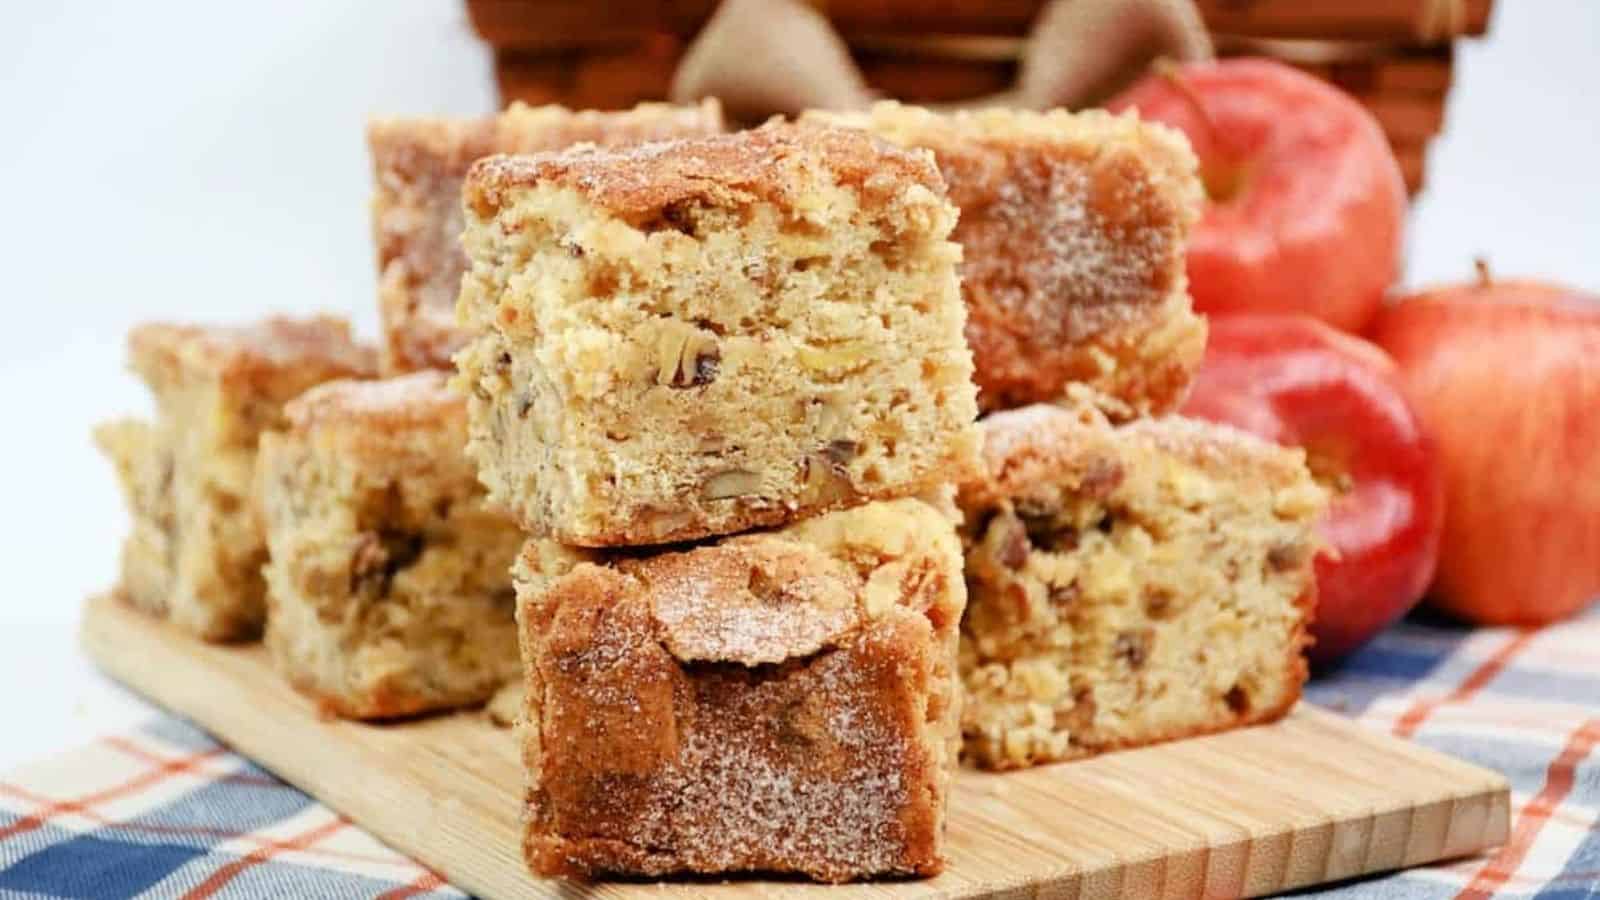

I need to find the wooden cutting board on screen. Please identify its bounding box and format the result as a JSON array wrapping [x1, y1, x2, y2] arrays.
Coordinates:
[[81, 593, 1509, 899]]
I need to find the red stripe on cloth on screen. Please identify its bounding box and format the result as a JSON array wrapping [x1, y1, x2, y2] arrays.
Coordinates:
[[102, 736, 280, 788], [1405, 708, 1586, 738], [0, 748, 225, 843], [375, 870, 449, 899], [181, 816, 349, 900], [0, 781, 405, 867], [1393, 630, 1538, 738], [1452, 866, 1600, 890], [1455, 718, 1600, 900]]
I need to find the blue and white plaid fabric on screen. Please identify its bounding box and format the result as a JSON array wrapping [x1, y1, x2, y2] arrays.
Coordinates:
[[0, 716, 461, 899], [4, 605, 1596, 898], [1300, 604, 1600, 899]]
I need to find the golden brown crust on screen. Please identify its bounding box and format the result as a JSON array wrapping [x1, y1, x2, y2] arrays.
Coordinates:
[[513, 499, 964, 882], [967, 399, 1318, 509], [285, 370, 462, 434], [368, 101, 726, 373], [523, 570, 946, 882], [465, 119, 946, 226], [273, 371, 482, 495], [368, 100, 726, 191], [810, 103, 1205, 416], [128, 316, 376, 395], [613, 542, 863, 666]]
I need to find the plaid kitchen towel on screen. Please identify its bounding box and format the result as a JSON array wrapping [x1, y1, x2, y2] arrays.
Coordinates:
[[3, 605, 1597, 899], [1299, 602, 1600, 899], [0, 716, 462, 899]]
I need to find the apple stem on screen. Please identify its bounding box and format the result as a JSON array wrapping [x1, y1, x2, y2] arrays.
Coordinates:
[[1153, 58, 1219, 147], [1474, 256, 1493, 288]]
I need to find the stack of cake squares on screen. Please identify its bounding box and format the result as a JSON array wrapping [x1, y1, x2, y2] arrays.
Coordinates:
[[453, 121, 984, 880], [94, 94, 1335, 887]]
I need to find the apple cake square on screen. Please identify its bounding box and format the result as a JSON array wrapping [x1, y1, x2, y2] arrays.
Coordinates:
[[958, 397, 1325, 769], [512, 498, 964, 881], [455, 122, 980, 546], [810, 102, 1206, 418], [256, 371, 524, 718]]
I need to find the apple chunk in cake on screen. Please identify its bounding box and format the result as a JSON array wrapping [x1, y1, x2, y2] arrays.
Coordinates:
[[455, 122, 980, 546], [809, 102, 1206, 418], [96, 317, 376, 640], [256, 372, 523, 719], [368, 100, 724, 373], [512, 499, 965, 882], [958, 401, 1325, 770]]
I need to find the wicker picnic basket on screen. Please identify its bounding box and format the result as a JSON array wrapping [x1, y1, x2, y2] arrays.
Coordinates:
[[464, 0, 1495, 194]]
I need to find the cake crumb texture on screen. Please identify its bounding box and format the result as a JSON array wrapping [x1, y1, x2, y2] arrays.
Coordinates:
[[368, 100, 725, 372], [256, 371, 523, 718], [94, 418, 174, 618], [456, 121, 980, 546], [97, 316, 375, 640], [958, 399, 1325, 769]]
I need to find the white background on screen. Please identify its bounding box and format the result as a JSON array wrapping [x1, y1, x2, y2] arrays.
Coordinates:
[[1, 2, 1596, 771]]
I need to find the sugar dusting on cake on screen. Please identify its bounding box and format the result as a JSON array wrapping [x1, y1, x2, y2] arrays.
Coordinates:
[[633, 648, 918, 879], [643, 540, 864, 666], [526, 511, 958, 879], [286, 370, 460, 429]]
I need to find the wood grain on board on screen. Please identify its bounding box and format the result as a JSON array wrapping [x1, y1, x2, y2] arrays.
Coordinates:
[[83, 592, 1509, 899]]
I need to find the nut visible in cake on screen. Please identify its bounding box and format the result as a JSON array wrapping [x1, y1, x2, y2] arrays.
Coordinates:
[[454, 121, 981, 546], [958, 398, 1326, 769]]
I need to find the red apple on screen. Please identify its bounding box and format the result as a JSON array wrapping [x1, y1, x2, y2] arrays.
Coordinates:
[[1373, 267, 1600, 626], [1181, 315, 1444, 664], [1108, 58, 1407, 333]]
